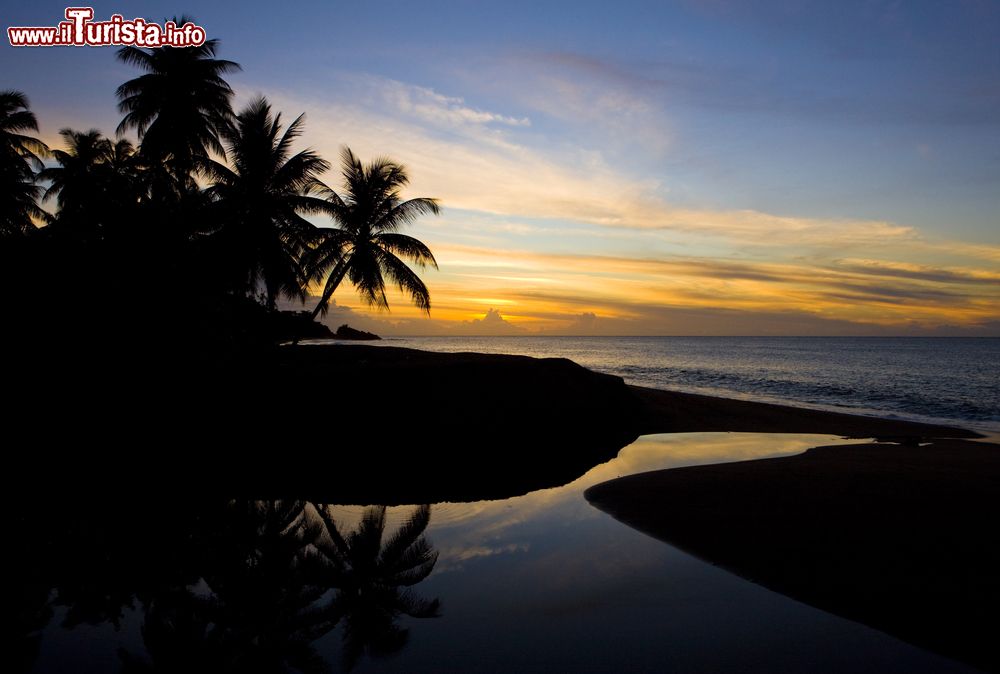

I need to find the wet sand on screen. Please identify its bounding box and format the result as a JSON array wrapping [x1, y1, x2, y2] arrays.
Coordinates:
[[586, 439, 1000, 672], [628, 384, 982, 438]]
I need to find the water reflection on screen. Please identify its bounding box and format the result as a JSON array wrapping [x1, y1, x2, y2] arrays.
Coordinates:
[[21, 434, 972, 673], [318, 505, 440, 670], [20, 500, 440, 673]]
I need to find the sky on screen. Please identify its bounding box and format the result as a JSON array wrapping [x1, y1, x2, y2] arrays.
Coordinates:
[[3, 0, 998, 335]]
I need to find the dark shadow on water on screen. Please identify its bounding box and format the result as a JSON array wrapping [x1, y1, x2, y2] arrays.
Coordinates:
[[15, 499, 440, 673]]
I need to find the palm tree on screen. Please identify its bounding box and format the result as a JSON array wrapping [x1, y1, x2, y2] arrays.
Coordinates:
[[105, 137, 142, 197], [0, 90, 48, 238], [40, 129, 110, 206], [115, 33, 239, 191], [306, 148, 440, 318], [316, 504, 441, 671], [39, 129, 144, 240], [203, 97, 331, 310], [121, 500, 337, 674]]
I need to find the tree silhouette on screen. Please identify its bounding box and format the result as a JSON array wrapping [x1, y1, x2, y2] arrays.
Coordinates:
[[111, 500, 442, 673], [203, 97, 331, 310], [316, 504, 441, 671], [306, 148, 439, 318], [38, 129, 141, 238], [116, 34, 240, 194], [119, 500, 336, 674], [0, 90, 48, 238]]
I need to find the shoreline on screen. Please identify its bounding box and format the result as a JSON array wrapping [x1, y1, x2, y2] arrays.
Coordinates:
[[269, 345, 983, 500], [585, 439, 1000, 672], [626, 384, 984, 439], [294, 343, 984, 439], [306, 338, 998, 438], [13, 343, 987, 501]]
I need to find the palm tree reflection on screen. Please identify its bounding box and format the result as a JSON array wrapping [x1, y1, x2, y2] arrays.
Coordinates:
[[117, 500, 440, 673], [317, 505, 441, 671]]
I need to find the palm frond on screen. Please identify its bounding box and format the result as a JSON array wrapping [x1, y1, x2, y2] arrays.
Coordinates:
[[376, 249, 432, 313], [348, 249, 390, 311], [395, 590, 441, 618], [374, 233, 438, 268], [378, 505, 432, 568], [115, 45, 153, 70]]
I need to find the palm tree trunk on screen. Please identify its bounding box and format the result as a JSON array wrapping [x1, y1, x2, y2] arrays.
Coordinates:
[[310, 256, 351, 320]]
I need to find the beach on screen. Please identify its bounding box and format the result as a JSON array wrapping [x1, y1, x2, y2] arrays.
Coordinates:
[[298, 345, 999, 670], [247, 344, 986, 500], [585, 438, 1000, 671]]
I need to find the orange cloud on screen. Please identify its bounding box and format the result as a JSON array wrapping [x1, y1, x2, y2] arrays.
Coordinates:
[[305, 242, 999, 335]]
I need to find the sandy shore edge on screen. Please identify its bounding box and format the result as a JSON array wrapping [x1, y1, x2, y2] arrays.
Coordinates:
[[585, 438, 1000, 671]]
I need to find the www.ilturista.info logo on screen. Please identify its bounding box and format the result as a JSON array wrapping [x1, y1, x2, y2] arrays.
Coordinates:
[[8, 7, 207, 47]]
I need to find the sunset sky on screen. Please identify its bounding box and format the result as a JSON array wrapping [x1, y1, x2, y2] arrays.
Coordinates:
[[3, 1, 998, 335]]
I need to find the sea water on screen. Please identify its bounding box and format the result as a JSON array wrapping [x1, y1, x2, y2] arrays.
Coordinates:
[[354, 336, 1000, 433]]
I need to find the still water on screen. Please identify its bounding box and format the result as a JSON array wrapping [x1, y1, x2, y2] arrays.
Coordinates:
[[28, 434, 974, 673]]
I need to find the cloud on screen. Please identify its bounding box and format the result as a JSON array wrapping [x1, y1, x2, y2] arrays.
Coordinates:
[[295, 241, 999, 335], [565, 311, 599, 332], [374, 77, 531, 129], [258, 72, 998, 336], [272, 71, 994, 281], [456, 308, 526, 335], [831, 259, 1000, 285], [525, 39, 1000, 127], [268, 77, 933, 256], [489, 52, 674, 157], [542, 304, 1000, 338], [435, 542, 530, 573], [276, 297, 363, 327]]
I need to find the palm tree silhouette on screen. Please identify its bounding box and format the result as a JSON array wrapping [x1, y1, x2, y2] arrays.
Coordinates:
[[118, 589, 220, 674], [316, 504, 441, 671], [40, 129, 110, 207], [18, 499, 441, 673], [119, 501, 441, 673], [203, 97, 331, 310], [38, 129, 140, 238], [120, 500, 337, 674], [306, 148, 439, 318], [0, 90, 48, 238], [115, 33, 240, 192]]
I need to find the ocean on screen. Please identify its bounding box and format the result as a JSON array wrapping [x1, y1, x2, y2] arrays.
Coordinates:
[[343, 336, 1000, 433]]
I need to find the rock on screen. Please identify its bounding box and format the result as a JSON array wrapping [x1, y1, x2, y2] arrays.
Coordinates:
[[334, 324, 381, 340]]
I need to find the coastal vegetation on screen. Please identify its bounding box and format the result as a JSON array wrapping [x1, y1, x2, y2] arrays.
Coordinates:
[[0, 38, 439, 346]]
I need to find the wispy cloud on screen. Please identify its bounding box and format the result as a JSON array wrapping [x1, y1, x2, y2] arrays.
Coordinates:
[[293, 241, 998, 335], [262, 71, 998, 336], [270, 78, 929, 252], [372, 76, 531, 129]]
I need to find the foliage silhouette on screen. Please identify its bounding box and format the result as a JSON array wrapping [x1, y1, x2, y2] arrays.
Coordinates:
[[307, 147, 439, 318], [5, 38, 443, 348], [0, 90, 48, 238], [85, 500, 444, 673], [38, 129, 141, 238], [316, 504, 441, 671], [203, 97, 331, 310], [116, 33, 240, 195]]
